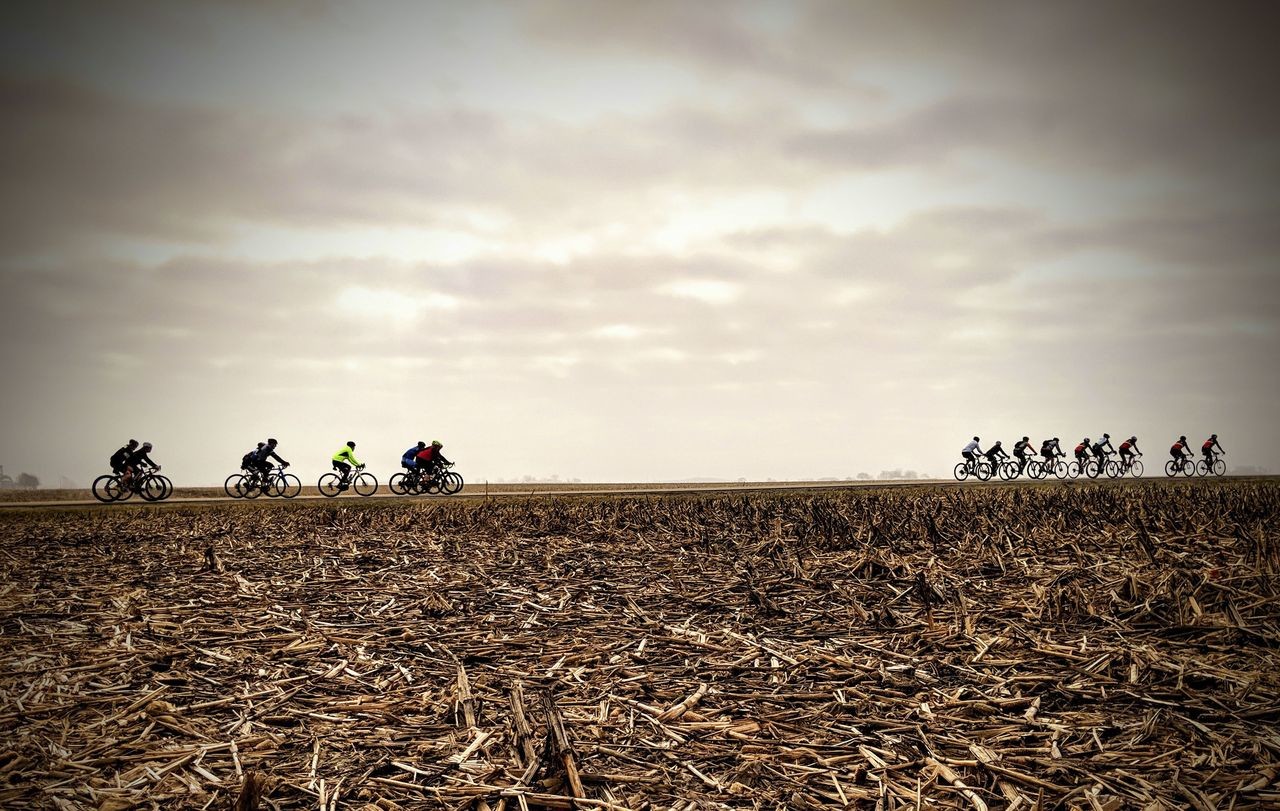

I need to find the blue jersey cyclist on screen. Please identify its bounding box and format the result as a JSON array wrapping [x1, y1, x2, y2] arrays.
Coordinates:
[[401, 441, 427, 472]]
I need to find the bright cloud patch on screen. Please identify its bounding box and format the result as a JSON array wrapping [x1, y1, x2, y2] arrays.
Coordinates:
[[657, 279, 742, 305], [336, 286, 459, 327]]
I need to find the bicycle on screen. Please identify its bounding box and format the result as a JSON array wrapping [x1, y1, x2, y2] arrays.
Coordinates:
[[953, 457, 993, 482], [1106, 453, 1144, 478], [1196, 452, 1226, 477], [1164, 455, 1195, 477], [996, 457, 1022, 481], [225, 465, 300, 499], [92, 466, 172, 503], [319, 464, 378, 497], [390, 463, 463, 496], [1032, 455, 1068, 480], [1083, 452, 1114, 479]]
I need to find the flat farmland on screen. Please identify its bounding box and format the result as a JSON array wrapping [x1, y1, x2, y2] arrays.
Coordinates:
[[1, 481, 1278, 809]]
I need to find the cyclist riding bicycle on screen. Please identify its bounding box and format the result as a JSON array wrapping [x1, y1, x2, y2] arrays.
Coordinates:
[[1170, 436, 1191, 467], [1092, 433, 1115, 462], [123, 442, 159, 488], [241, 442, 265, 471], [1202, 434, 1225, 465], [332, 441, 363, 484], [1012, 436, 1034, 475], [251, 438, 290, 480], [401, 441, 427, 472], [984, 440, 1009, 470], [109, 439, 139, 475], [1040, 437, 1063, 466], [1074, 438, 1092, 467], [1119, 436, 1140, 469], [415, 440, 452, 479], [960, 437, 983, 472]]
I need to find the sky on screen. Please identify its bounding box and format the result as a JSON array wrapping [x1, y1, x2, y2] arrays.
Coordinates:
[[1, 0, 1278, 487]]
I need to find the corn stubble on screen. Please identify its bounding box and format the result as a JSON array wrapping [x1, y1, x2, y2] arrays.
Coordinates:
[[1, 481, 1277, 809]]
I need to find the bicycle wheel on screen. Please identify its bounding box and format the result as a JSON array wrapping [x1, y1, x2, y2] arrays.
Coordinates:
[[1130, 460, 1144, 478], [975, 462, 993, 482], [443, 471, 464, 494], [1195, 460, 1209, 476], [1052, 460, 1067, 480], [318, 473, 343, 497], [998, 462, 1016, 481], [353, 472, 378, 497], [1212, 459, 1226, 476], [224, 474, 245, 499], [238, 475, 263, 498], [93, 474, 119, 503], [952, 462, 969, 482], [389, 472, 409, 495], [1085, 460, 1101, 479], [1164, 460, 1178, 477], [1182, 460, 1195, 477], [1027, 460, 1044, 479], [139, 475, 164, 502], [1105, 460, 1120, 479], [277, 473, 302, 498]]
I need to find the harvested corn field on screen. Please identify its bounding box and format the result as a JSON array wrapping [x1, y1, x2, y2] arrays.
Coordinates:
[[2, 480, 1278, 810]]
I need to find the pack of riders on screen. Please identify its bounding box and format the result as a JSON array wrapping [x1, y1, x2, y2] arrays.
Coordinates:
[[957, 432, 1233, 477], [108, 439, 159, 489]]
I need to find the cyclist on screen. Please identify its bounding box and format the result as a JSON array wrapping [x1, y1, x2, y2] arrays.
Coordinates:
[[331, 441, 363, 486], [1040, 437, 1063, 467], [960, 437, 983, 473], [251, 438, 290, 481], [1202, 434, 1225, 466], [1074, 438, 1092, 469], [1012, 436, 1034, 475], [1170, 436, 1191, 469], [1092, 433, 1115, 464], [109, 439, 139, 475], [241, 442, 265, 471], [401, 441, 426, 474], [123, 441, 159, 489], [415, 440, 452, 480], [984, 440, 1009, 472], [1119, 436, 1140, 471]]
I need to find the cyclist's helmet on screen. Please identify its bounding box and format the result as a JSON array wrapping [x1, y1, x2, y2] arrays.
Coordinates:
[[267, 438, 278, 445], [1211, 433, 1217, 439], [127, 439, 139, 447], [417, 441, 426, 449], [994, 440, 1002, 446], [973, 436, 980, 442], [257, 442, 265, 448], [1179, 435, 1187, 442], [1053, 437, 1059, 442], [1022, 436, 1029, 442], [142, 441, 152, 450], [346, 441, 356, 449], [1102, 433, 1110, 439], [1083, 438, 1090, 444], [1130, 436, 1136, 442], [432, 440, 443, 447]]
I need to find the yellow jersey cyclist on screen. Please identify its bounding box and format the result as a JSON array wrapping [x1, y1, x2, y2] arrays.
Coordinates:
[[331, 441, 364, 488]]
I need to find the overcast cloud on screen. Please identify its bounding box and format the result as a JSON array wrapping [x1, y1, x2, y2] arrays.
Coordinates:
[[1, 1, 1277, 486]]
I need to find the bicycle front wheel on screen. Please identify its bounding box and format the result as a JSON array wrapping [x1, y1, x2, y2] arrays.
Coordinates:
[[998, 463, 1016, 481], [1212, 459, 1226, 476], [318, 473, 343, 497], [1130, 460, 1144, 478], [1105, 460, 1120, 479], [353, 472, 378, 497], [975, 462, 993, 482], [443, 471, 464, 494], [278, 473, 302, 498], [93, 475, 119, 503]]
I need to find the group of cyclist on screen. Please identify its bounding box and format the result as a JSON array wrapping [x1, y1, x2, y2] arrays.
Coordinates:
[[959, 433, 1225, 478], [104, 437, 455, 494]]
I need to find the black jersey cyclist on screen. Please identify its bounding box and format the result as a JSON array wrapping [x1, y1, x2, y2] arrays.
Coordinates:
[[109, 439, 139, 474], [241, 442, 266, 471], [123, 442, 159, 487], [251, 438, 289, 479], [984, 440, 1009, 469], [1012, 436, 1034, 474], [1040, 437, 1063, 465]]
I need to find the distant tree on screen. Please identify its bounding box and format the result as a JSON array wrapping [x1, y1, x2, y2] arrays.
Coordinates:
[[737, 477, 747, 482], [878, 469, 903, 480], [17, 473, 39, 489], [902, 470, 918, 480], [522, 474, 535, 483], [857, 472, 871, 480]]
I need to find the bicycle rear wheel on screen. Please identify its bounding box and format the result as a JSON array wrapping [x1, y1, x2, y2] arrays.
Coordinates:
[[225, 474, 245, 499], [354, 472, 378, 497], [443, 471, 464, 494], [389, 472, 409, 495], [1195, 460, 1209, 476], [975, 462, 993, 482], [952, 462, 969, 482], [998, 462, 1016, 481], [93, 475, 119, 503], [318, 473, 343, 497]]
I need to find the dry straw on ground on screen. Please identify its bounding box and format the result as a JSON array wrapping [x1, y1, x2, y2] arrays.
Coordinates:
[[1, 480, 1277, 809]]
